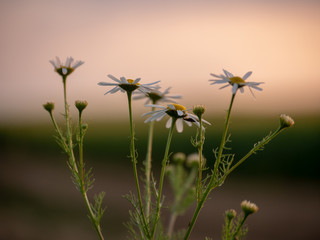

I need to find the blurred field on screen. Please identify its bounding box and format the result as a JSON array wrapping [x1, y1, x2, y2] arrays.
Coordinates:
[[0, 114, 319, 240]]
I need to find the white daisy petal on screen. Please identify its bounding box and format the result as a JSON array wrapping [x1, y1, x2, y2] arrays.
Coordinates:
[[166, 118, 172, 128], [167, 104, 175, 110], [105, 86, 120, 95], [145, 104, 167, 109], [107, 74, 121, 83], [177, 110, 184, 116], [184, 120, 192, 127], [176, 118, 184, 133], [72, 60, 84, 69], [223, 69, 234, 78], [219, 84, 231, 89], [242, 71, 252, 80], [98, 82, 119, 86], [142, 80, 161, 86], [232, 84, 238, 94], [133, 78, 141, 84], [250, 85, 263, 91]]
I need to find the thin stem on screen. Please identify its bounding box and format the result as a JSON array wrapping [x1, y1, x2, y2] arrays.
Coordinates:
[[127, 92, 150, 238], [213, 93, 236, 177], [62, 77, 78, 173], [183, 180, 212, 240], [184, 93, 236, 239], [231, 215, 248, 240], [225, 127, 282, 177], [62, 77, 104, 240], [78, 111, 84, 184], [144, 105, 155, 220], [151, 117, 176, 239], [197, 118, 204, 202], [167, 213, 178, 238]]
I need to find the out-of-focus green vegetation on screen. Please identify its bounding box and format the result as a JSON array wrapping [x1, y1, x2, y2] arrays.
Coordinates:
[[1, 114, 319, 179]]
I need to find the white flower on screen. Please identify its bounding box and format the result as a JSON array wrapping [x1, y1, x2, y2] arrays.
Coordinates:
[[209, 69, 264, 96], [133, 87, 182, 104], [98, 74, 160, 94], [142, 103, 211, 133], [49, 56, 84, 77]]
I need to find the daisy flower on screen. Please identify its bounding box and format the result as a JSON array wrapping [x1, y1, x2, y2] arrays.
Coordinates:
[[133, 87, 182, 104], [209, 69, 264, 96], [50, 56, 84, 77], [142, 103, 211, 133], [98, 74, 160, 94]]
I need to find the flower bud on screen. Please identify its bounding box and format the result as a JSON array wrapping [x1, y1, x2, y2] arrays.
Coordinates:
[[279, 114, 294, 129], [193, 105, 206, 118], [225, 209, 237, 221], [241, 200, 258, 216], [75, 100, 88, 113], [172, 152, 186, 164], [186, 153, 206, 168], [43, 102, 55, 113]]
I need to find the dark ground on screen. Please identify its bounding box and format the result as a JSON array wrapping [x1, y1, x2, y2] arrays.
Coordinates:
[[1, 115, 319, 240]]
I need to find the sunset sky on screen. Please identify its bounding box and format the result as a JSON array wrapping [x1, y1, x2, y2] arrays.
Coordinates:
[[1, 0, 319, 124]]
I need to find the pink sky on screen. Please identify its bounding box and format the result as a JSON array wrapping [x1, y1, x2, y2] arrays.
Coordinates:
[[1, 0, 319, 123]]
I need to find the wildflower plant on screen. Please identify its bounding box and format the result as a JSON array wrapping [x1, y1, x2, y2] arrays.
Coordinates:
[[44, 57, 105, 240], [44, 59, 294, 240]]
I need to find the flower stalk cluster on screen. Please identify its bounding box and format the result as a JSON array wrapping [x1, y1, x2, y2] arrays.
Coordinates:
[[45, 60, 295, 240]]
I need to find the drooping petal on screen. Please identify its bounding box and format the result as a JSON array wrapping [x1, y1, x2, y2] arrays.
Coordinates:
[[232, 83, 239, 94], [176, 118, 184, 133], [166, 118, 172, 128], [105, 86, 121, 95]]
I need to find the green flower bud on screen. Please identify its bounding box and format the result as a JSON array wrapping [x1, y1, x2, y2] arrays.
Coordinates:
[[172, 152, 186, 164], [43, 102, 55, 113], [186, 153, 206, 168], [75, 100, 88, 113], [225, 209, 237, 221], [192, 105, 206, 118]]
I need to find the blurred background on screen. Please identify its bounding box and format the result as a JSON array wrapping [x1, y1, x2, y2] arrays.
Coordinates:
[[0, 0, 319, 239]]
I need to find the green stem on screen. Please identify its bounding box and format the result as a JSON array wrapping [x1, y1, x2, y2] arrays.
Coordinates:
[[127, 92, 150, 238], [225, 127, 282, 177], [197, 118, 204, 202], [151, 117, 176, 239], [62, 77, 104, 240], [183, 179, 212, 240], [231, 215, 248, 240], [184, 93, 236, 239], [213, 93, 236, 177], [62, 77, 78, 173], [144, 104, 155, 220]]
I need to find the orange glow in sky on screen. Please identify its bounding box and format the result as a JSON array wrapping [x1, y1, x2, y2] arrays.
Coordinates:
[[1, 0, 319, 123]]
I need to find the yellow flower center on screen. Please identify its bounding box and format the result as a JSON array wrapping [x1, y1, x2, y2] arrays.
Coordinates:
[[169, 103, 186, 111], [127, 79, 140, 85], [229, 76, 245, 85]]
